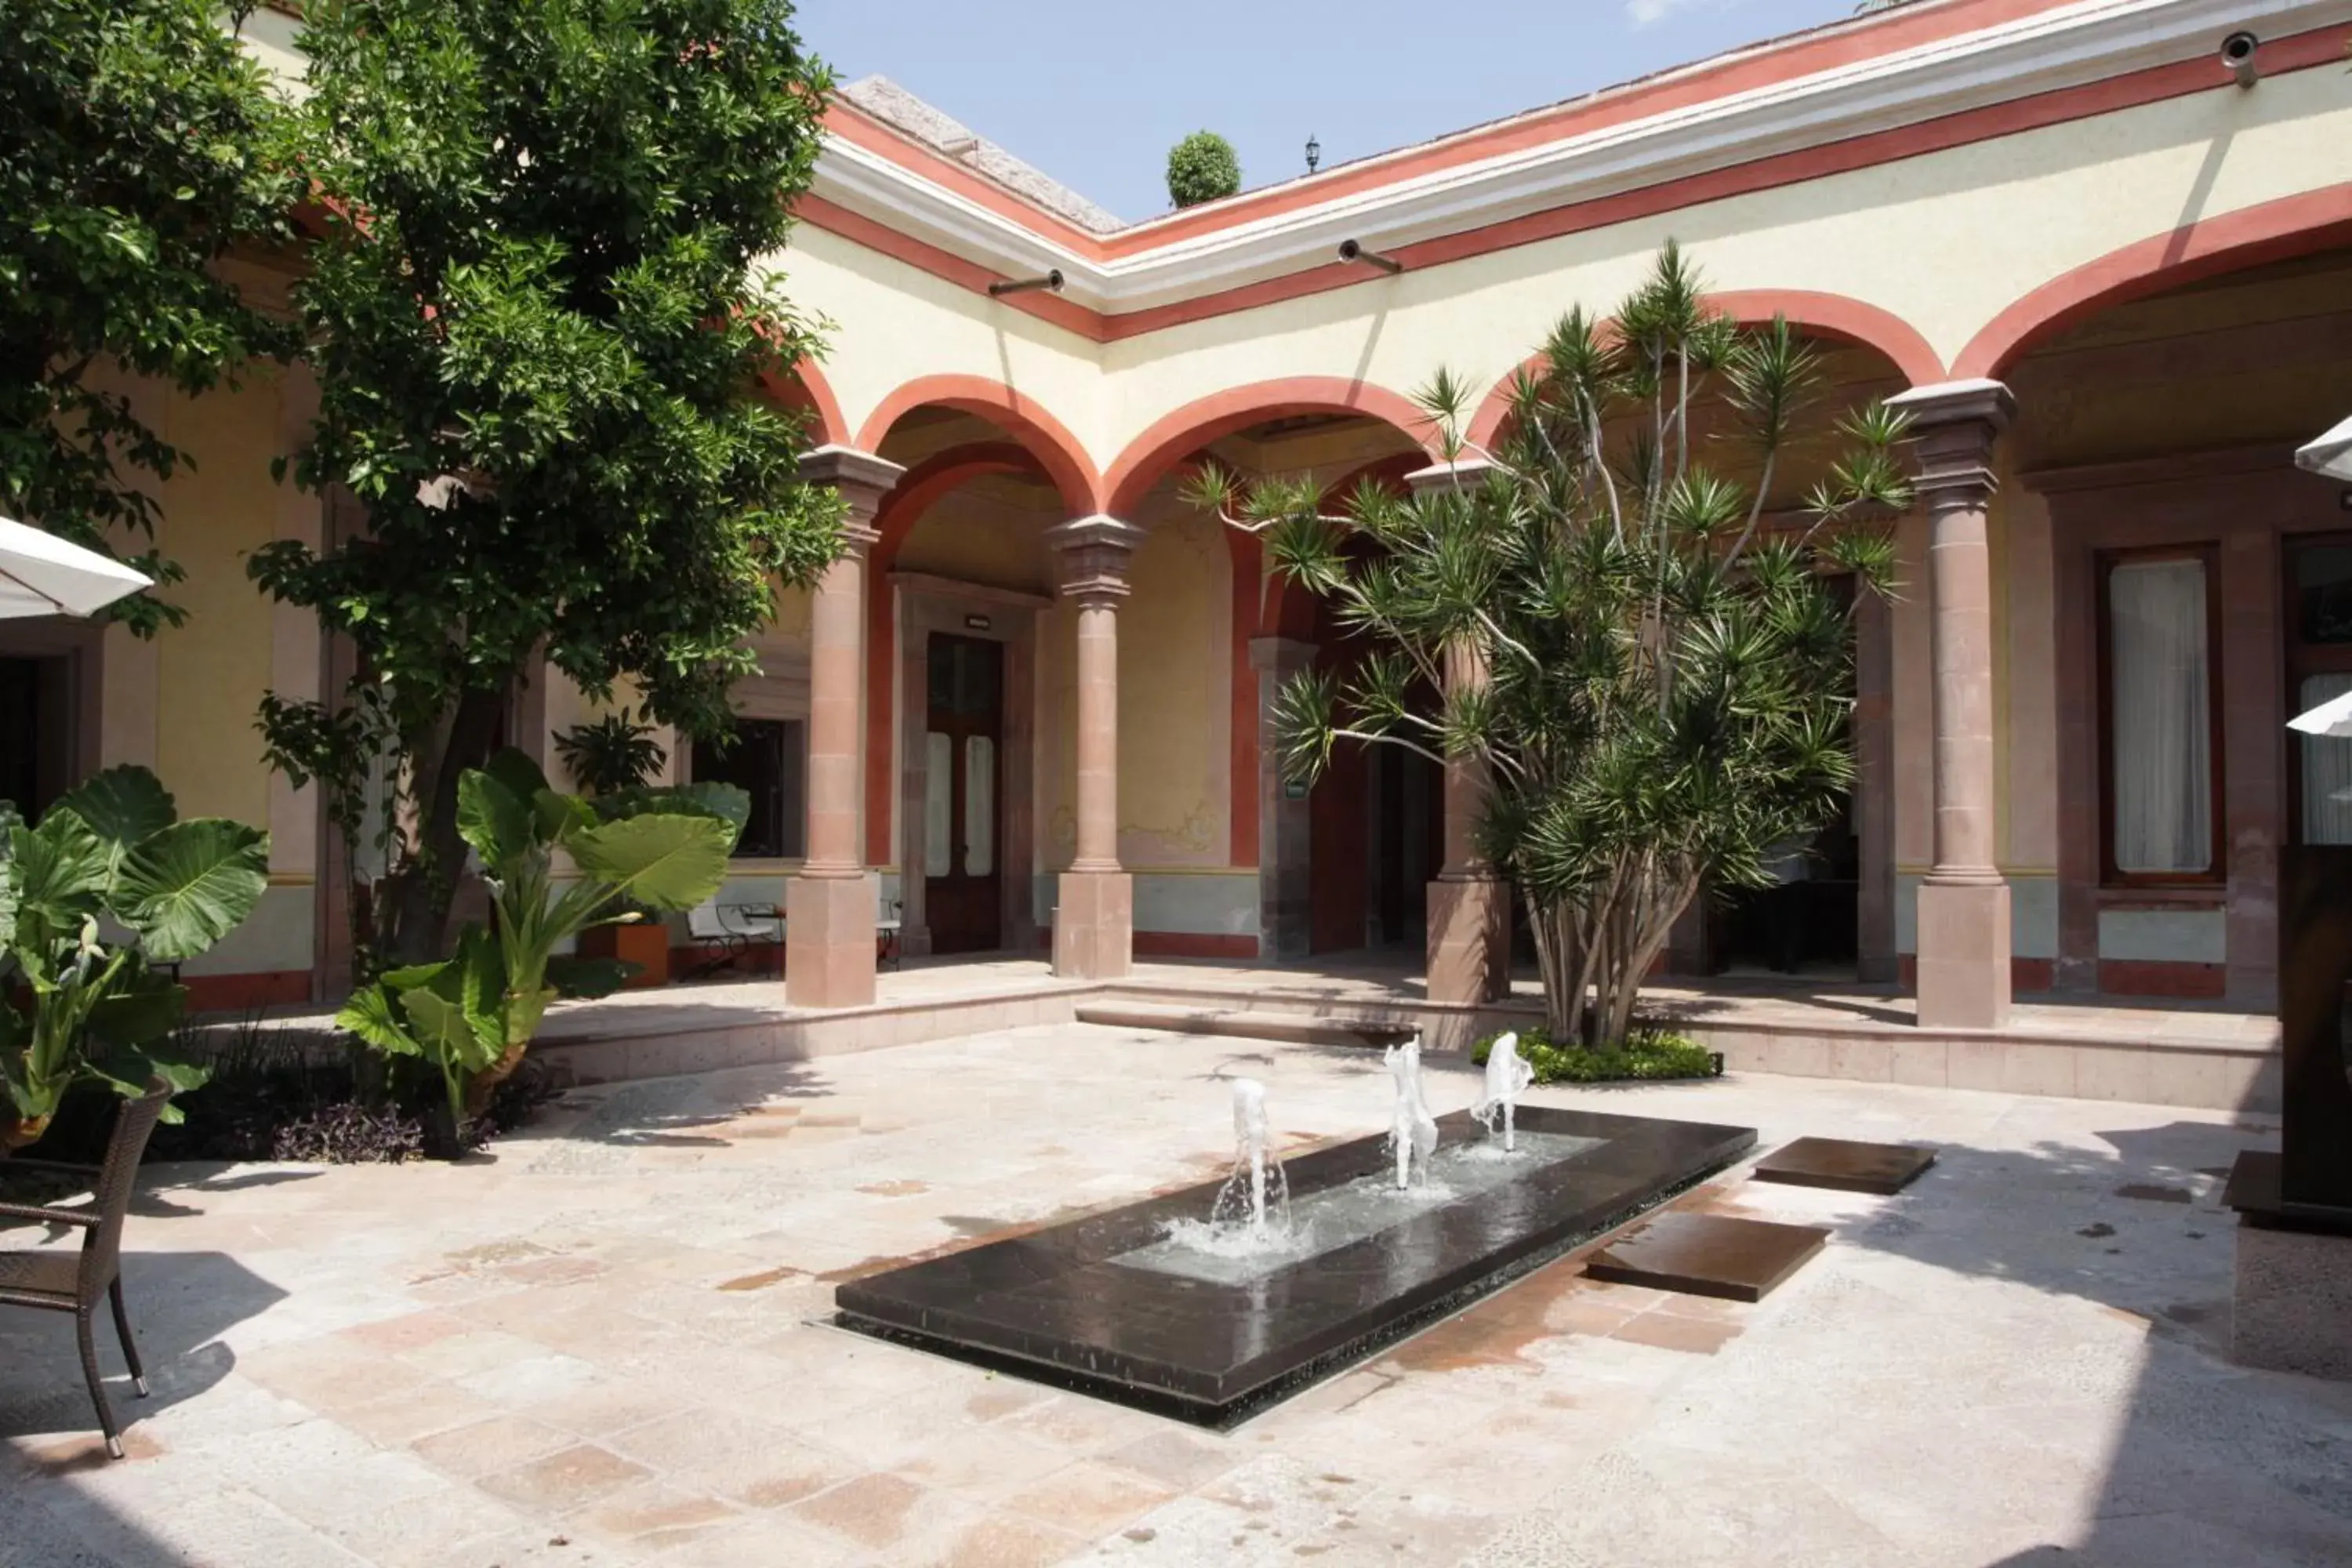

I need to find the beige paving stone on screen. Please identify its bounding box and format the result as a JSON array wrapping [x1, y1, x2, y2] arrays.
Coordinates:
[[477, 1442, 655, 1511], [411, 1414, 576, 1478]]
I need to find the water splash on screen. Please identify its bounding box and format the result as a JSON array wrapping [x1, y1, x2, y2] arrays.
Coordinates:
[[1472, 1031, 1537, 1152], [1207, 1078, 1290, 1240], [1385, 1036, 1439, 1190]]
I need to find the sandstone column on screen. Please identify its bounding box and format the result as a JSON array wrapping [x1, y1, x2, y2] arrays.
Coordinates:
[[1406, 459, 1511, 1004], [1250, 635, 1317, 962], [1048, 516, 1143, 979], [1886, 380, 2015, 1029], [786, 445, 906, 1009]]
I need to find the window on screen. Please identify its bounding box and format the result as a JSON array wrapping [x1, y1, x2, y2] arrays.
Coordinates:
[[690, 718, 805, 859], [2287, 539, 2352, 846], [2099, 550, 2220, 883]]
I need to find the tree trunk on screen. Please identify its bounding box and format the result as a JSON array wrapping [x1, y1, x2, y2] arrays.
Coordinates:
[[380, 684, 510, 967], [1529, 898, 1584, 1040]]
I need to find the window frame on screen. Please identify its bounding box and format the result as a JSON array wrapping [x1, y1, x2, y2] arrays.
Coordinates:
[[689, 716, 808, 862], [2095, 543, 2225, 888]]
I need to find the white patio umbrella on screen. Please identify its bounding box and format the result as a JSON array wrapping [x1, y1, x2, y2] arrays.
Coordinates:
[[0, 515, 152, 619], [2290, 687, 2352, 740], [2298, 412, 2352, 482]]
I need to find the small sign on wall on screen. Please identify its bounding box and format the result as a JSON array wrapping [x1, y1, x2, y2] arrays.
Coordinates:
[[1283, 779, 1310, 800], [964, 613, 993, 631]]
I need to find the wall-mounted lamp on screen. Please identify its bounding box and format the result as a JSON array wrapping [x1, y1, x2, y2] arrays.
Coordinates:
[[1305, 134, 1321, 174], [2221, 30, 2260, 89], [1338, 238, 1403, 275], [989, 268, 1065, 298]]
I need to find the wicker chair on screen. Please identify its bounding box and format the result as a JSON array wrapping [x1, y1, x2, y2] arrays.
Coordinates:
[[0, 1083, 171, 1458]]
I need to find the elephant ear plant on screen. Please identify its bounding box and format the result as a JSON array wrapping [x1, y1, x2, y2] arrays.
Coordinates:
[[338, 750, 744, 1140], [0, 767, 271, 1150]]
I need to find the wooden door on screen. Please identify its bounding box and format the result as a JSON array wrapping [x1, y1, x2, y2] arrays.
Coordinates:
[[924, 634, 1004, 954]]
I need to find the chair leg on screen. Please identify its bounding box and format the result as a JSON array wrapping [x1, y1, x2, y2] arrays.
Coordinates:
[[110, 1276, 147, 1397], [75, 1307, 123, 1460]]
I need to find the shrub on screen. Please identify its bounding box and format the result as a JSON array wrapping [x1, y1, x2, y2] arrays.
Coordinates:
[[1167, 131, 1241, 208], [1471, 1028, 1721, 1084]]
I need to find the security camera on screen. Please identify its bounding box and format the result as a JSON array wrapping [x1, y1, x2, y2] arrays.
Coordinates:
[[2221, 31, 2259, 89]]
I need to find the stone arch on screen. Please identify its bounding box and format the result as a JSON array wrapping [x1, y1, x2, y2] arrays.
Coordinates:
[[1103, 376, 1439, 518], [1955, 183, 2352, 379], [855, 374, 1101, 516]]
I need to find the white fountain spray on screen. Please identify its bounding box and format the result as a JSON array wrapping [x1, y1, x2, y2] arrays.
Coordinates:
[[1473, 1031, 1537, 1152], [1385, 1036, 1439, 1190], [1211, 1077, 1289, 1235]]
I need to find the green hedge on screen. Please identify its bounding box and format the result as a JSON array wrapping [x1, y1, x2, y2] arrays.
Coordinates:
[[1470, 1027, 1722, 1084]]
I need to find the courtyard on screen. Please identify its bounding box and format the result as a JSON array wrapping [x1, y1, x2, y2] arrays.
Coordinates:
[[6, 1022, 2347, 1568]]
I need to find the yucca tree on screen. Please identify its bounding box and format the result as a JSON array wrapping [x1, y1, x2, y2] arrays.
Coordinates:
[[1186, 245, 1911, 1045]]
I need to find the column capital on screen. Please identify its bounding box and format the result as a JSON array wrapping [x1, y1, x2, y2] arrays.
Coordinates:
[[1889, 379, 2013, 506], [1403, 456, 1499, 496], [1047, 514, 1143, 607], [800, 445, 906, 531], [1886, 378, 2016, 433]]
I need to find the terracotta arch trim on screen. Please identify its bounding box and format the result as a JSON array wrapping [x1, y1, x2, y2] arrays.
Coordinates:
[[1464, 289, 1944, 449], [1955, 182, 2352, 379], [1104, 378, 1439, 517], [854, 373, 1104, 515], [768, 359, 849, 447]]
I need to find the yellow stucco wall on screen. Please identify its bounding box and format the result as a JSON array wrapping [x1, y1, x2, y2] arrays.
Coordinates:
[[153, 370, 285, 828]]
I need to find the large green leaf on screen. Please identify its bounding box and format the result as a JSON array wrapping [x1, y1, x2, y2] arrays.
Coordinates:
[[483, 748, 551, 811], [0, 802, 21, 956], [50, 765, 176, 880], [16, 808, 111, 927], [457, 769, 535, 873], [568, 812, 736, 911], [339, 978, 426, 1058], [114, 818, 270, 962], [397, 926, 506, 1072]]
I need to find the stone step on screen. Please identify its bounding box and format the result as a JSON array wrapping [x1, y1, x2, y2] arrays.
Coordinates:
[[1076, 1000, 1417, 1050]]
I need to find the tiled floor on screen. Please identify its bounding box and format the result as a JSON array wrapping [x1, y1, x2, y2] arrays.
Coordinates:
[[5, 1022, 2347, 1567]]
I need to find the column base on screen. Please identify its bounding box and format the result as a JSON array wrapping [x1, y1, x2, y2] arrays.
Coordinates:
[[2235, 1221, 2352, 1380], [1054, 871, 1133, 981], [1915, 877, 2010, 1029], [786, 873, 879, 1011], [1428, 877, 1511, 1006]]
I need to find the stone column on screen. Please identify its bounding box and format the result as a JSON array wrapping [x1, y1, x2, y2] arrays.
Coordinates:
[[1406, 459, 1512, 1004], [1048, 516, 1143, 979], [786, 445, 906, 1009], [1250, 636, 1317, 962], [1886, 380, 2015, 1029]]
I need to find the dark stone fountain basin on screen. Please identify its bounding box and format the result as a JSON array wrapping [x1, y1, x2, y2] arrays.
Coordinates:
[[835, 1105, 1755, 1425]]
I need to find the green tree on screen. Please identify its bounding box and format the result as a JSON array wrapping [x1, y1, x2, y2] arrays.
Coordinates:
[[250, 0, 845, 968], [0, 0, 296, 635], [1188, 245, 1911, 1045], [1166, 131, 1241, 209]]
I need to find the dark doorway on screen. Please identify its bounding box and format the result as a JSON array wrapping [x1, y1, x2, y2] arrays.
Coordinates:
[[925, 633, 1004, 955], [0, 655, 74, 821]]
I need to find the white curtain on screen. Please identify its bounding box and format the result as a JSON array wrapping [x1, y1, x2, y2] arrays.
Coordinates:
[[2303, 673, 2352, 846], [2108, 558, 2212, 874], [924, 731, 953, 878], [964, 735, 996, 877]]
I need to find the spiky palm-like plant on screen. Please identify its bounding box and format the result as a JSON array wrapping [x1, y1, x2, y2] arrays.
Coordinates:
[[1185, 245, 1911, 1045]]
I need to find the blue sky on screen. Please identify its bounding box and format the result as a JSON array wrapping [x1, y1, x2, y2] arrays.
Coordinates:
[[791, 0, 1868, 223]]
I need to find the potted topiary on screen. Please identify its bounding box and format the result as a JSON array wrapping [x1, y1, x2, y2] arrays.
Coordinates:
[[554, 710, 674, 989]]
